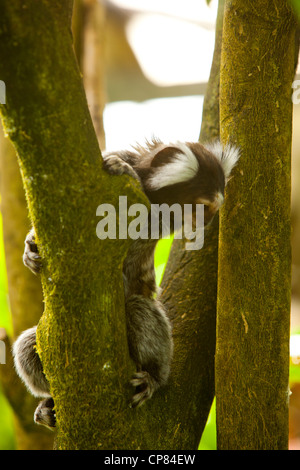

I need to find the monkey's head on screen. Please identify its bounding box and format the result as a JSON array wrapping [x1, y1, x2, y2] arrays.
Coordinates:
[[138, 140, 240, 226]]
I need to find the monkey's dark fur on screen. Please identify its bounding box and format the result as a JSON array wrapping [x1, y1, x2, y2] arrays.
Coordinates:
[[13, 138, 239, 428]]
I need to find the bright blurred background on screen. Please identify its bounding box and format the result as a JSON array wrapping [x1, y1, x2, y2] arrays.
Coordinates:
[[1, 0, 300, 450]]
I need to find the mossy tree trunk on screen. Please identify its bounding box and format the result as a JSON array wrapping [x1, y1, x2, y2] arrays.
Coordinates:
[[0, 0, 105, 450], [0, 0, 226, 449], [216, 0, 298, 450]]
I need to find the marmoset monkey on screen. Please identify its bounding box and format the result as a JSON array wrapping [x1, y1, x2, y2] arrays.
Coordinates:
[[13, 138, 239, 428]]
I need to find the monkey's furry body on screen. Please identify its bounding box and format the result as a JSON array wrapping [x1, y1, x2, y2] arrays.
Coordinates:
[[13, 138, 239, 428]]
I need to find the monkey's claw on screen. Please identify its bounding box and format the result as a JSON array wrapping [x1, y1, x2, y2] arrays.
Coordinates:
[[23, 230, 42, 274], [102, 154, 140, 182], [130, 371, 157, 408], [34, 397, 56, 429]]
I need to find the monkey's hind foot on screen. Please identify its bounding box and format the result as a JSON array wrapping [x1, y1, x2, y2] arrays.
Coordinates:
[[130, 371, 159, 408], [34, 397, 56, 430], [23, 229, 42, 274]]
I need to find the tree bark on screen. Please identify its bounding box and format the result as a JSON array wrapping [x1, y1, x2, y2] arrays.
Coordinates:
[[72, 0, 106, 150], [0, 126, 54, 449], [216, 0, 298, 450]]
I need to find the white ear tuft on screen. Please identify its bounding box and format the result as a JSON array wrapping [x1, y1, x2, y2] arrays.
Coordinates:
[[148, 142, 199, 190], [205, 141, 240, 180]]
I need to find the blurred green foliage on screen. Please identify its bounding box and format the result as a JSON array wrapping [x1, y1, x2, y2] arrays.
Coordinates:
[[291, 0, 300, 19], [0, 215, 12, 336], [154, 236, 173, 286], [0, 213, 15, 449], [0, 387, 15, 450], [199, 399, 216, 450]]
